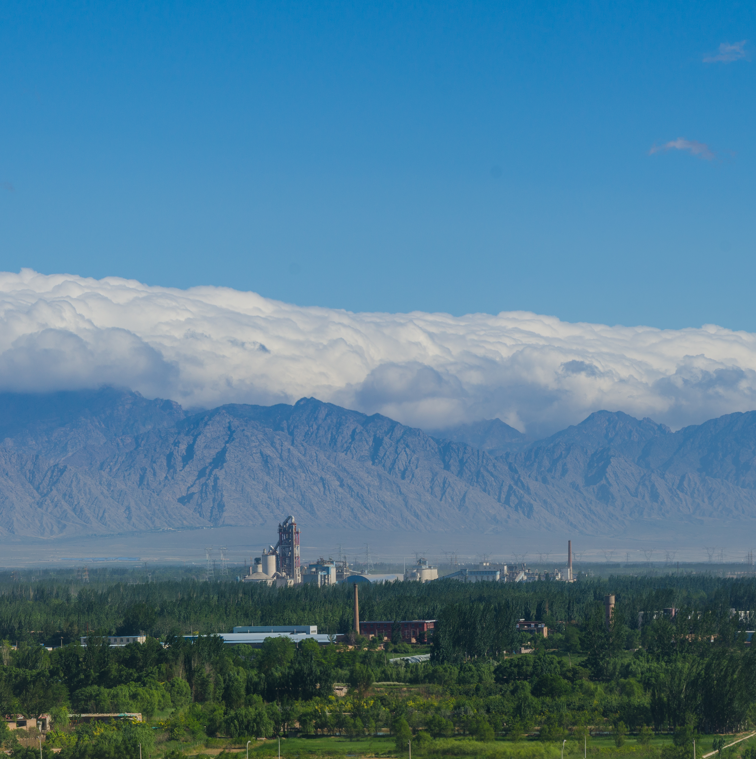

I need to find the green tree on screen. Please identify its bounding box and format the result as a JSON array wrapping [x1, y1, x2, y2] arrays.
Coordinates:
[[394, 717, 412, 753], [257, 637, 295, 673], [222, 705, 273, 739], [540, 714, 567, 742], [470, 715, 495, 742], [117, 602, 157, 635], [507, 719, 524, 742], [349, 664, 374, 696], [391, 622, 402, 645], [564, 625, 581, 652], [426, 714, 453, 738], [19, 678, 68, 721], [167, 678, 192, 709], [614, 721, 627, 748]]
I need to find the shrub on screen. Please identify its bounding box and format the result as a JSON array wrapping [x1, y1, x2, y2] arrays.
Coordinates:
[[614, 721, 627, 748], [414, 731, 433, 750], [637, 726, 653, 745]]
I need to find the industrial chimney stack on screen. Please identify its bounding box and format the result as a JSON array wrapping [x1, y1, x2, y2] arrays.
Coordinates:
[[354, 583, 360, 636], [604, 594, 616, 629], [567, 540, 573, 582]]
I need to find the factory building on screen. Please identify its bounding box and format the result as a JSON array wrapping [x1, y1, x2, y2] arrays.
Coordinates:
[[302, 559, 338, 587], [242, 516, 301, 586], [184, 631, 335, 647], [243, 547, 279, 585], [341, 573, 402, 584], [516, 620, 548, 637], [437, 540, 578, 584], [80, 635, 146, 647], [638, 608, 676, 627], [359, 619, 436, 643], [277, 516, 301, 583], [400, 620, 436, 643], [443, 567, 501, 582], [405, 558, 438, 582], [233, 625, 318, 634], [510, 568, 537, 582]]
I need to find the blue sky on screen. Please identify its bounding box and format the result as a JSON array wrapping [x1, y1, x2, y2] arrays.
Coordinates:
[[1, 1, 754, 329]]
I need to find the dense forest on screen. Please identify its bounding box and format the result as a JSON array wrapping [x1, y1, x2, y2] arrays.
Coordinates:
[[2, 569, 756, 758]]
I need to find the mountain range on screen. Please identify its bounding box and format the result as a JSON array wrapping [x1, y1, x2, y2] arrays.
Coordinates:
[[2, 388, 756, 539]]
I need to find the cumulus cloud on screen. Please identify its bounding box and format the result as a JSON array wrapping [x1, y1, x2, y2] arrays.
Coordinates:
[[3, 270, 756, 437], [704, 41, 749, 63], [649, 138, 715, 161]]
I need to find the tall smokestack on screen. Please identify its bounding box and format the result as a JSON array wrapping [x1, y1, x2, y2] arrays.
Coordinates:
[[568, 540, 573, 582], [354, 583, 360, 635], [604, 594, 615, 629]]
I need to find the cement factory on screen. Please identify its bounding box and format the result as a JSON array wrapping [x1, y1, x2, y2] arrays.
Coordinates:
[[185, 516, 584, 651], [240, 516, 578, 587]]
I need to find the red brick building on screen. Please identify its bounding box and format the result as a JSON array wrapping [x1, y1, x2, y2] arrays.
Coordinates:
[[359, 621, 393, 638], [360, 619, 436, 643]]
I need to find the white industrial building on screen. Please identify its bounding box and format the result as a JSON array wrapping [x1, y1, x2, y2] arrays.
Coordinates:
[[404, 558, 438, 582], [184, 624, 335, 647], [233, 625, 317, 634], [80, 635, 146, 647], [302, 560, 338, 587]]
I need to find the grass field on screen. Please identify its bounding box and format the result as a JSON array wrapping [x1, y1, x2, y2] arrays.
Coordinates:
[[166, 731, 756, 759]]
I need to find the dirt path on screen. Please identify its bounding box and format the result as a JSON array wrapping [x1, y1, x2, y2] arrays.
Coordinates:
[[702, 731, 756, 758]]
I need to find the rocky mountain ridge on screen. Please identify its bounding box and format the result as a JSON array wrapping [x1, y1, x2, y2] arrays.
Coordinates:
[[1, 388, 756, 538]]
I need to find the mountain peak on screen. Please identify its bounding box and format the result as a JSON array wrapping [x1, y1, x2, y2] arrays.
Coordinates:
[[522, 410, 670, 465], [433, 417, 527, 456]]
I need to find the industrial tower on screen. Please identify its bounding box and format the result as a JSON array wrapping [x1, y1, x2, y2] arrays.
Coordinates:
[[277, 516, 301, 583]]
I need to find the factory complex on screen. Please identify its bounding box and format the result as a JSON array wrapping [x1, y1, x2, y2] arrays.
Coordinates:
[[185, 517, 582, 651], [241, 517, 578, 588]]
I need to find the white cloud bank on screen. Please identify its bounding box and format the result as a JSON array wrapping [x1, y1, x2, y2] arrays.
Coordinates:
[[2, 269, 756, 437]]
